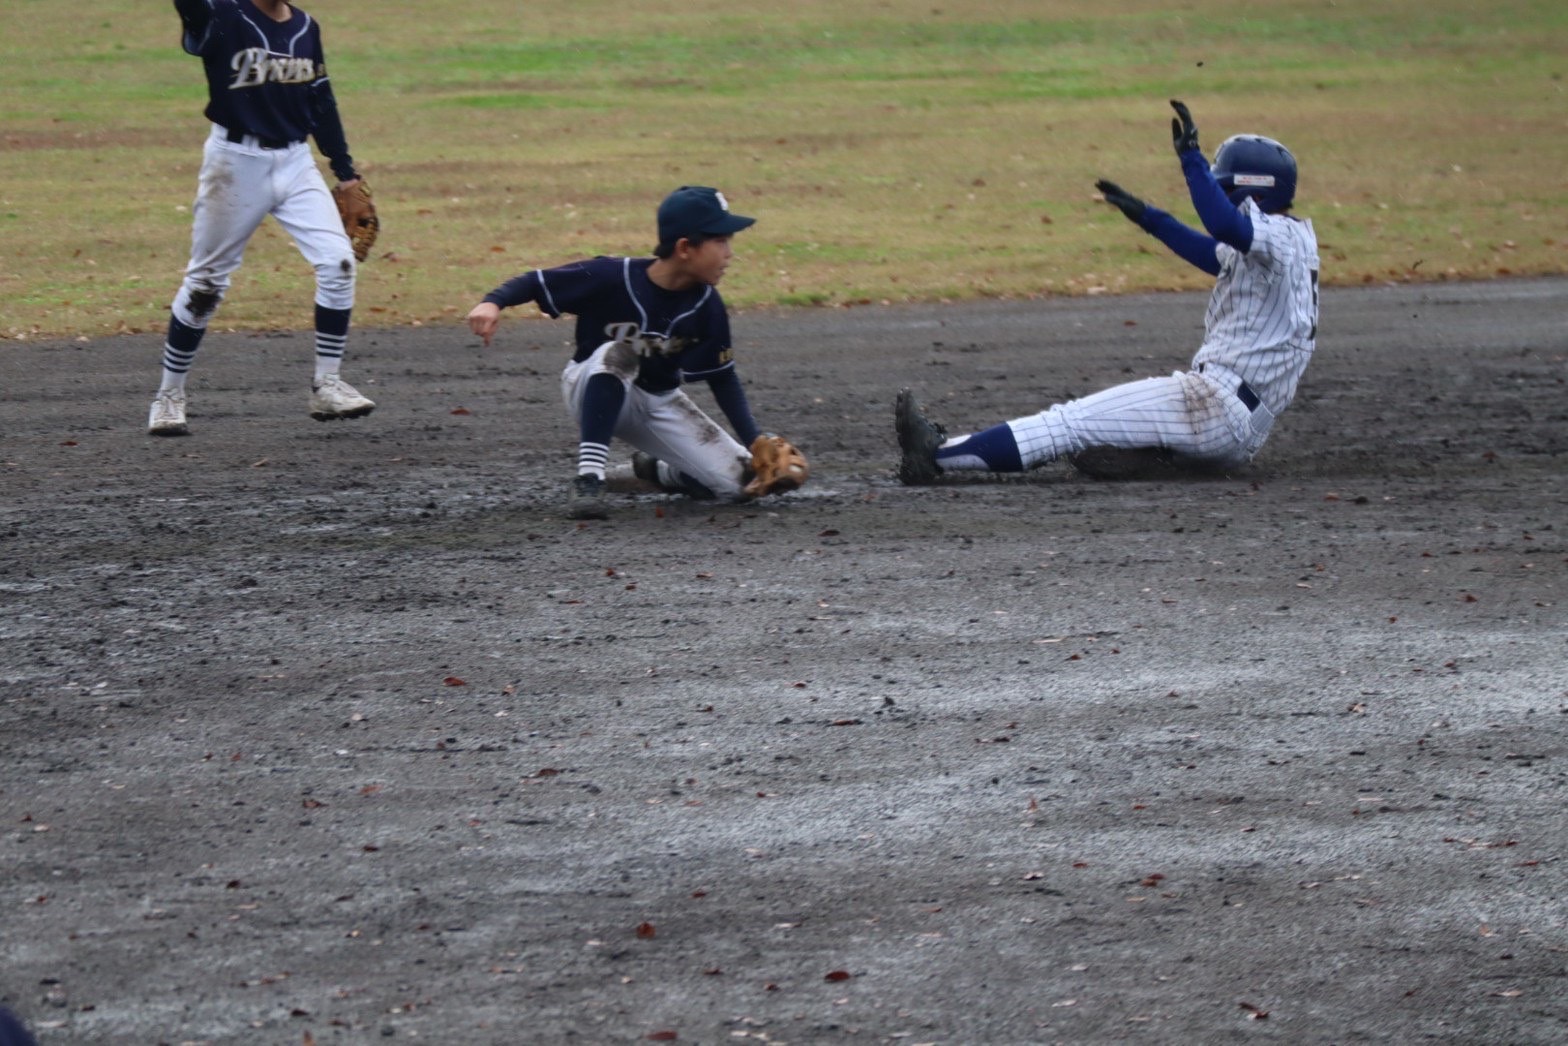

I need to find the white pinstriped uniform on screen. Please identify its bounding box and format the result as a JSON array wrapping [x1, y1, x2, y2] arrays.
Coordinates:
[[999, 200, 1319, 468]]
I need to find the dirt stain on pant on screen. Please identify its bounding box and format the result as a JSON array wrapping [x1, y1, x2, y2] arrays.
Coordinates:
[[1179, 370, 1225, 442], [602, 341, 641, 382], [669, 392, 726, 445], [186, 283, 222, 321]]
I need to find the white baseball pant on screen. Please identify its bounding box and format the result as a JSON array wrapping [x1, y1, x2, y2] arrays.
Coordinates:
[[562, 341, 751, 499], [171, 125, 355, 327]]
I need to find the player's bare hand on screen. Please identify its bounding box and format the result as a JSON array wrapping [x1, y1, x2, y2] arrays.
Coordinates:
[[1095, 179, 1147, 224], [1170, 99, 1200, 155], [467, 301, 501, 346]]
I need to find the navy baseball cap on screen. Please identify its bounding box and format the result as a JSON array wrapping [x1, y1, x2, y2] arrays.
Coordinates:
[[657, 186, 755, 244]]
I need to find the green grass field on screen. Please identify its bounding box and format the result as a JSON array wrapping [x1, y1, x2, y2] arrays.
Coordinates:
[[3, 0, 1566, 338]]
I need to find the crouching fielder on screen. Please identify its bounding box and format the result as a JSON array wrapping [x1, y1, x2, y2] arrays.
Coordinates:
[[897, 99, 1319, 483], [467, 186, 780, 520]]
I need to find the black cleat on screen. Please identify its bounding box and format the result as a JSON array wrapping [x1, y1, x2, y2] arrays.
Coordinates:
[[631, 451, 662, 487], [567, 474, 609, 519], [632, 451, 716, 498], [895, 388, 946, 485]]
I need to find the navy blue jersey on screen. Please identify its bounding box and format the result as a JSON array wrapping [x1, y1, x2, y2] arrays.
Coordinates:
[[173, 0, 356, 181], [484, 256, 738, 394]]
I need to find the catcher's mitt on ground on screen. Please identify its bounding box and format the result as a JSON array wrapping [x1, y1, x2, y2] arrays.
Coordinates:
[[742, 434, 809, 497], [332, 180, 380, 262]]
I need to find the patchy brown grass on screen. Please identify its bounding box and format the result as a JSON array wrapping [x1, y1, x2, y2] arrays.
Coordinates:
[[4, 0, 1566, 339]]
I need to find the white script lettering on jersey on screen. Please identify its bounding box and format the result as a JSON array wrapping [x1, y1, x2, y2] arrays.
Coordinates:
[[603, 321, 689, 358], [229, 49, 320, 89]]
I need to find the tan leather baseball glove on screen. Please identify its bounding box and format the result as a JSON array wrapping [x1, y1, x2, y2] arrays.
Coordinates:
[[742, 434, 810, 498], [333, 180, 380, 263]]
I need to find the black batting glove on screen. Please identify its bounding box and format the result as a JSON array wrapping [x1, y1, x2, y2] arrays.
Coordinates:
[[1095, 179, 1147, 224], [1170, 99, 1200, 156]]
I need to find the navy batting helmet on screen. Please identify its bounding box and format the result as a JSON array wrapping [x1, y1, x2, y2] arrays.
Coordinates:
[[1211, 134, 1297, 213]]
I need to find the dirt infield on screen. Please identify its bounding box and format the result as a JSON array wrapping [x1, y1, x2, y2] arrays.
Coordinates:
[[3, 279, 1566, 1045]]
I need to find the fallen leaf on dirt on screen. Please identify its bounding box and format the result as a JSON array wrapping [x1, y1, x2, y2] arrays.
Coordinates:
[[635, 922, 656, 939], [831, 719, 862, 726], [824, 970, 852, 982], [450, 407, 470, 415]]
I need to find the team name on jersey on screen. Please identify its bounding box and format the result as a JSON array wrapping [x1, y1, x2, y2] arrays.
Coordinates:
[[229, 48, 320, 89], [604, 321, 690, 358]]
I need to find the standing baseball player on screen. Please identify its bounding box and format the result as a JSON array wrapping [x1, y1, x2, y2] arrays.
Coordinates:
[[897, 100, 1319, 482], [148, 0, 375, 436], [467, 186, 806, 520]]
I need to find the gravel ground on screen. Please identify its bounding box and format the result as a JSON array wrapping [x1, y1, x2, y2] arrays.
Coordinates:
[[3, 278, 1566, 1045]]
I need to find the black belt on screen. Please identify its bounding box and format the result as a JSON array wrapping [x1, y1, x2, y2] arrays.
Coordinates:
[[225, 126, 292, 150], [1198, 363, 1260, 412]]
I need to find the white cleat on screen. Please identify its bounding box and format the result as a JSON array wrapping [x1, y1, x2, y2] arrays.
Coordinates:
[[148, 389, 190, 436], [310, 375, 376, 421]]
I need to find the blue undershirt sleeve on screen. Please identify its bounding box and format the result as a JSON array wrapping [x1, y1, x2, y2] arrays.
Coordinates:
[[704, 367, 760, 447], [1135, 207, 1224, 277], [310, 81, 357, 182], [1179, 149, 1253, 252], [483, 272, 549, 313]]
